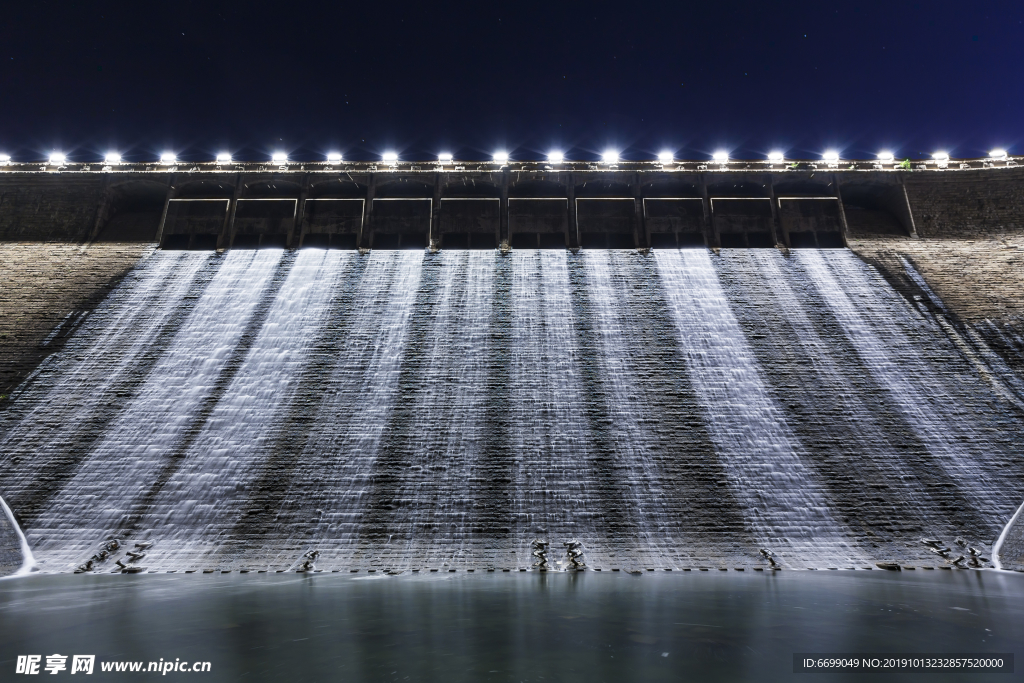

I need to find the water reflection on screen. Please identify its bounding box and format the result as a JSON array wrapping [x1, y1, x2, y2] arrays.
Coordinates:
[[0, 572, 1020, 682]]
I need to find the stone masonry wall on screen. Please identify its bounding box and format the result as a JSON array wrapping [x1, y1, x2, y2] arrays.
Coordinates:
[[903, 167, 1024, 239], [849, 235, 1024, 324], [0, 175, 108, 241], [0, 243, 153, 396]]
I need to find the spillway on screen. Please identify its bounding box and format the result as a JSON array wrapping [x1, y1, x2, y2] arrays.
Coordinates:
[[1, 247, 1022, 574]]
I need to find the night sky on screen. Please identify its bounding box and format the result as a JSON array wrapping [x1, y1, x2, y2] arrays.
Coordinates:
[[1, 0, 1021, 162]]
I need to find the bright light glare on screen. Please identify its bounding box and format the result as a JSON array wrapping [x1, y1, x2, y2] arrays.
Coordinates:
[[547, 151, 564, 164], [822, 150, 840, 162], [0, 154, 10, 163], [160, 152, 176, 164], [493, 151, 509, 163], [658, 151, 674, 164], [931, 151, 949, 161], [326, 152, 343, 163], [105, 152, 121, 164], [217, 153, 232, 163], [272, 152, 288, 162], [437, 152, 453, 162], [601, 149, 619, 163], [767, 151, 785, 162], [712, 150, 729, 162], [877, 151, 895, 162], [382, 152, 398, 162], [990, 148, 1008, 160], [49, 153, 67, 165]]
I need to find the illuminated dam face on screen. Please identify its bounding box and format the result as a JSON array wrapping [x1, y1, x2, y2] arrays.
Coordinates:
[[0, 165, 1022, 575]]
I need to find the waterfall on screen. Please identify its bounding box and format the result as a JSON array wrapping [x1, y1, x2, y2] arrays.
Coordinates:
[[345, 251, 498, 570], [0, 246, 1021, 574], [509, 250, 598, 567], [0, 251, 211, 467], [136, 249, 353, 569], [795, 250, 1020, 534], [655, 250, 860, 565], [24, 250, 284, 571], [0, 493, 35, 576], [244, 250, 425, 570]]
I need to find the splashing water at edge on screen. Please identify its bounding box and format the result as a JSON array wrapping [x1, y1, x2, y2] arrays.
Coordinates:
[[0, 493, 36, 577]]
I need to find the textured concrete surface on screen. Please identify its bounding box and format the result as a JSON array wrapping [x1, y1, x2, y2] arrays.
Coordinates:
[[0, 248, 1020, 576], [0, 166, 1023, 576], [0, 242, 153, 395], [849, 236, 1024, 572]]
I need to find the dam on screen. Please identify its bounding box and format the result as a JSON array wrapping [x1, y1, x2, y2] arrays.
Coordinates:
[[0, 158, 1023, 576]]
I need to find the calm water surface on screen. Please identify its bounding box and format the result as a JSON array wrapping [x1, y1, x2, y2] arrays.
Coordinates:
[[0, 571, 1021, 682]]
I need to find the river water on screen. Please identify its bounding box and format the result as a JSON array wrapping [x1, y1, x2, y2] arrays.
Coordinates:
[[0, 571, 1020, 682]]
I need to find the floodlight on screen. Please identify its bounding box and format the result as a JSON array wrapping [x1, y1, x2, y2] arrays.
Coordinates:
[[160, 152, 176, 164], [326, 152, 343, 163], [767, 151, 785, 163], [601, 149, 619, 164], [104, 152, 121, 165], [877, 151, 895, 163], [437, 152, 453, 162], [990, 148, 1008, 160], [0, 154, 9, 164], [712, 150, 729, 163], [493, 151, 509, 163], [272, 151, 288, 163], [49, 153, 67, 165], [217, 152, 232, 163], [547, 151, 564, 164], [931, 151, 950, 161], [658, 151, 674, 164], [382, 152, 398, 163], [822, 150, 840, 162]]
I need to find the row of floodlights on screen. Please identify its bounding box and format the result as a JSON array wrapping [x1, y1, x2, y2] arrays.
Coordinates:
[[1, 149, 1012, 165]]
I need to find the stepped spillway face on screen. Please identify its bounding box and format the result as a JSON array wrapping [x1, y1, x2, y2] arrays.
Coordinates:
[[1, 247, 1023, 573]]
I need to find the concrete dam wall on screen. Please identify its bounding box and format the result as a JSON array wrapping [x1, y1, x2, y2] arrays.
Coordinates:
[[0, 163, 1022, 575]]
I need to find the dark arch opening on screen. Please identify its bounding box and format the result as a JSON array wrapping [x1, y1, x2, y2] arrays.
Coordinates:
[[94, 180, 168, 242], [840, 183, 912, 237]]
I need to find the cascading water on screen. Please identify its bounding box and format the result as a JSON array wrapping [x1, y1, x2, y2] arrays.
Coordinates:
[[794, 250, 1022, 535], [655, 250, 861, 566], [0, 246, 1021, 574], [242, 250, 425, 571], [138, 249, 353, 569], [22, 250, 283, 570], [714, 250, 966, 543], [0, 251, 211, 466], [0, 493, 35, 576], [509, 250, 602, 568]]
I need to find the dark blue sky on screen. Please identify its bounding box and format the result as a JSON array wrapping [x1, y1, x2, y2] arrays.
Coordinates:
[[1, 0, 1021, 162]]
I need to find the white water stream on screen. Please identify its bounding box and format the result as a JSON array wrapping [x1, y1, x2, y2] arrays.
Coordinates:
[[0, 247, 1019, 573], [27, 250, 283, 570], [656, 250, 860, 565], [794, 251, 1009, 524]]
